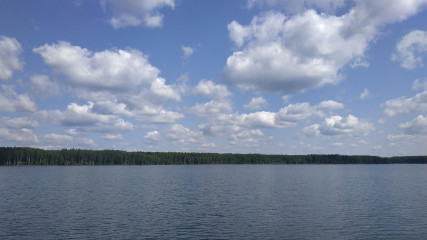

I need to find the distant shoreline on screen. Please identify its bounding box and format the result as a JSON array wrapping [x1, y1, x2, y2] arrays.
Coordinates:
[[1, 147, 427, 165]]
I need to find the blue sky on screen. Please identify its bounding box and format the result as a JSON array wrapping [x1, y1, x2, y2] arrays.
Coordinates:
[[1, 0, 427, 156]]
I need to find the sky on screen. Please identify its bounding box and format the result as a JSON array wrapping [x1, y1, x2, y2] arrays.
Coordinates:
[[0, 0, 427, 156]]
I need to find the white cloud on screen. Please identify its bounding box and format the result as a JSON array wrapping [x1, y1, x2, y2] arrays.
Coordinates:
[[276, 100, 342, 126], [230, 129, 265, 146], [133, 107, 183, 123], [0, 128, 39, 144], [244, 96, 268, 110], [198, 100, 343, 139], [181, 46, 194, 58], [373, 145, 383, 150], [29, 74, 59, 98], [247, 0, 347, 14], [148, 77, 181, 103], [34, 42, 160, 91], [302, 114, 375, 137], [383, 91, 427, 116], [199, 113, 242, 137], [360, 88, 371, 100], [0, 36, 23, 81], [282, 95, 291, 103], [290, 141, 324, 154], [392, 30, 427, 69], [196, 99, 344, 151], [41, 101, 134, 133], [189, 100, 233, 117], [201, 142, 216, 148], [387, 115, 427, 153], [34, 41, 182, 124], [144, 130, 161, 142], [193, 79, 231, 99], [196, 112, 272, 150], [146, 124, 205, 146], [89, 97, 183, 123], [65, 129, 78, 135], [386, 132, 427, 155], [227, 21, 251, 47], [41, 133, 96, 148], [317, 100, 344, 110], [0, 85, 37, 113], [412, 79, 427, 91], [301, 124, 321, 137], [0, 117, 38, 129], [101, 0, 175, 29], [165, 124, 204, 145], [276, 103, 322, 125], [399, 115, 427, 135], [242, 111, 277, 128], [223, 1, 427, 94], [101, 133, 124, 140], [42, 134, 74, 144]]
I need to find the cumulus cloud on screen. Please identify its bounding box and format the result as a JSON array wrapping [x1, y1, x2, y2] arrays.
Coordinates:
[[0, 117, 38, 129], [373, 145, 383, 150], [387, 115, 427, 152], [230, 129, 265, 147], [399, 115, 427, 135], [0, 116, 39, 145], [383, 91, 427, 116], [412, 79, 427, 91], [223, 1, 427, 93], [0, 36, 23, 81], [247, 0, 347, 14], [276, 100, 343, 126], [34, 42, 161, 91], [0, 128, 38, 144], [42, 134, 74, 144], [244, 97, 268, 110], [101, 133, 124, 140], [276, 103, 322, 125], [302, 114, 375, 137], [165, 124, 204, 145], [198, 99, 344, 149], [317, 100, 344, 110], [193, 79, 231, 99], [29, 74, 59, 98], [137, 109, 184, 123], [0, 85, 36, 113], [197, 100, 344, 139], [40, 101, 134, 133], [34, 41, 182, 123], [242, 111, 277, 128], [189, 100, 233, 117], [41, 133, 96, 148], [101, 0, 175, 29], [144, 130, 161, 142], [392, 30, 427, 69], [145, 124, 204, 146]]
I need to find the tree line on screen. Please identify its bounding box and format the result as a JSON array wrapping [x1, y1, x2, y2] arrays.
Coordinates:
[[0, 147, 426, 166]]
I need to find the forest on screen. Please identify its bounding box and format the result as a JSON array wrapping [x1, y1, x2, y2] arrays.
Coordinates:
[[1, 147, 426, 165]]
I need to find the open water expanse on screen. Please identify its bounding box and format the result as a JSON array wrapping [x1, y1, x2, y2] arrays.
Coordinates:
[[0, 164, 426, 239]]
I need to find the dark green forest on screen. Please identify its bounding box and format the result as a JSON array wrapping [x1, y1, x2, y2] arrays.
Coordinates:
[[1, 147, 426, 165]]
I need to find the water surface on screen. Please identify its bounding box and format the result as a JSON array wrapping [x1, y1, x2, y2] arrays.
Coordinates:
[[0, 165, 426, 239]]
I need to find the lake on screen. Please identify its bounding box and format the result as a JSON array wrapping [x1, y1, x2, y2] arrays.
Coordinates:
[[0, 165, 426, 239]]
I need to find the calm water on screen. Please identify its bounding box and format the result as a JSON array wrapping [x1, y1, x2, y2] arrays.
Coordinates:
[[0, 165, 426, 239]]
